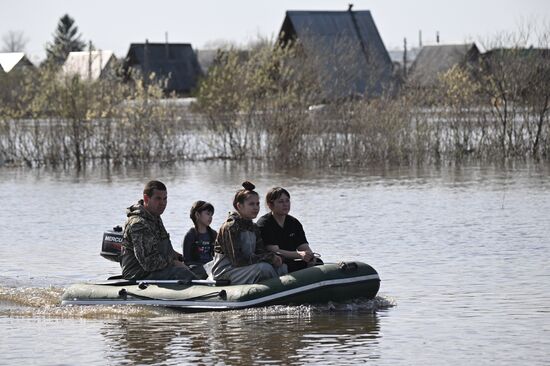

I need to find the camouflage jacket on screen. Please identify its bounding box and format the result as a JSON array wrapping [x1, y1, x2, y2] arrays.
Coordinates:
[[121, 200, 177, 279], [214, 211, 276, 267]]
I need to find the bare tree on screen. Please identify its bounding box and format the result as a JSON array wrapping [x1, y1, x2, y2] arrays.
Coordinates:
[[1, 30, 28, 52]]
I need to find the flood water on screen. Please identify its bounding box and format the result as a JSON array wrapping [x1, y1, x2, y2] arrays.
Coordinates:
[[1, 161, 549, 365]]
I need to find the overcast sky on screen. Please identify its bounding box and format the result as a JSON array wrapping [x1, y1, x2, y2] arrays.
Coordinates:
[[1, 0, 549, 63]]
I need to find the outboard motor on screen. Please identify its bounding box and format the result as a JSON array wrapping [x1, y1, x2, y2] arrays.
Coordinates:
[[101, 225, 124, 262]]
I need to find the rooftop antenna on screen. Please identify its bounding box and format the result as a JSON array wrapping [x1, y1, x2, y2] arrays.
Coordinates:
[[144, 38, 149, 87], [165, 31, 169, 58]]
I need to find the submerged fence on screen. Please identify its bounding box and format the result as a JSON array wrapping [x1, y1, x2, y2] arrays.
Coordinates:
[[2, 102, 548, 169]]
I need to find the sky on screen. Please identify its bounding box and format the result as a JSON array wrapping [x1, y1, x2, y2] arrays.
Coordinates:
[[1, 0, 549, 63]]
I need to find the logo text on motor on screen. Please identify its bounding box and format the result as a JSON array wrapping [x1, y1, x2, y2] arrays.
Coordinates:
[[105, 235, 123, 242]]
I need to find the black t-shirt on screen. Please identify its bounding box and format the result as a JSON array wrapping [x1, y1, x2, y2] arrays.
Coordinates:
[[256, 213, 308, 252]]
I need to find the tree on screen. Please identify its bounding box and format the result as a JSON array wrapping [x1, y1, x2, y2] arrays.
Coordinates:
[[1, 30, 28, 52], [44, 14, 85, 67]]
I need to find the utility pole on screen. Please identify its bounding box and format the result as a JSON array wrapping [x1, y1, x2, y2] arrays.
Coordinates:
[[403, 37, 408, 79], [143, 38, 149, 98], [99, 49, 103, 79], [88, 40, 93, 81]]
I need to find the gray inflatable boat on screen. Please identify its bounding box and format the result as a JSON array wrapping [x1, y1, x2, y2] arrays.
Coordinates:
[[61, 262, 380, 311]]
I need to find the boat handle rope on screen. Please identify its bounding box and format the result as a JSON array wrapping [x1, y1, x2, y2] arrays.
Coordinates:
[[118, 288, 227, 301], [96, 279, 230, 287], [338, 261, 358, 273]]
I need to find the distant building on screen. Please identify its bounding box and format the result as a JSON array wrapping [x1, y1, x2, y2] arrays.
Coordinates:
[[0, 52, 35, 73], [408, 43, 480, 87], [197, 48, 250, 75], [481, 47, 550, 68], [196, 49, 218, 74], [123, 42, 203, 95], [278, 9, 394, 100], [61, 50, 117, 80], [388, 47, 421, 77]]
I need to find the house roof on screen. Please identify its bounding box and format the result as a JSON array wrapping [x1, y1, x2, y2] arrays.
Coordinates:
[[482, 47, 550, 60], [61, 50, 116, 80], [0, 52, 34, 73], [408, 43, 480, 86], [124, 43, 202, 94], [279, 10, 393, 98]]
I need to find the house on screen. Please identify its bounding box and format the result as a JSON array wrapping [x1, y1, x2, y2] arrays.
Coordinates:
[[0, 52, 35, 73], [388, 47, 421, 78], [196, 49, 218, 74], [123, 42, 203, 95], [480, 47, 550, 98], [408, 43, 480, 87], [61, 50, 117, 80], [277, 8, 394, 99], [196, 48, 250, 75], [481, 47, 550, 70]]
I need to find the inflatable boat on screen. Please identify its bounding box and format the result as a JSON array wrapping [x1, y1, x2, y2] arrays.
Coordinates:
[[61, 261, 380, 311]]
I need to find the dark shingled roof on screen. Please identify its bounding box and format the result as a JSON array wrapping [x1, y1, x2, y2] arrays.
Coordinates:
[[408, 44, 480, 86], [279, 10, 393, 99], [482, 47, 550, 63], [124, 43, 202, 95]]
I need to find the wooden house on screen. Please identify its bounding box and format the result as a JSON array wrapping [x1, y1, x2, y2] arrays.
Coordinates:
[[123, 42, 202, 95], [278, 8, 394, 99]]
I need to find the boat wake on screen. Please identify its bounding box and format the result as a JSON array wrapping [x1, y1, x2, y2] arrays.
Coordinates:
[[235, 296, 395, 316], [1, 284, 395, 319], [0, 285, 168, 318]]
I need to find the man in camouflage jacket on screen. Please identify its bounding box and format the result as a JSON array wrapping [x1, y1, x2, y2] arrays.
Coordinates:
[[121, 180, 203, 280]]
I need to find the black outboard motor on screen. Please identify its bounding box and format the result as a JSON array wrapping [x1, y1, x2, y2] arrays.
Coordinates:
[[101, 225, 124, 262]]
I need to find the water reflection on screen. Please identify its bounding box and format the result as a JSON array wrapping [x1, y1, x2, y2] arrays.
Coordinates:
[[101, 309, 381, 365]]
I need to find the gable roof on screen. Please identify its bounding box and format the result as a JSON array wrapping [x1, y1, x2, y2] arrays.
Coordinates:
[[279, 10, 393, 99], [0, 52, 34, 73], [124, 43, 202, 94], [408, 43, 480, 86], [61, 50, 116, 80]]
